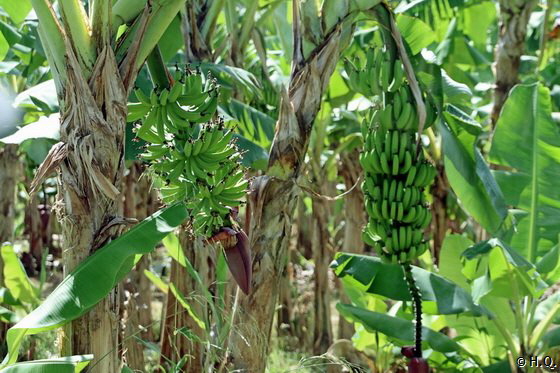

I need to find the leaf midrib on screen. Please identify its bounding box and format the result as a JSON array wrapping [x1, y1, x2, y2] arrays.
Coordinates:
[[528, 86, 539, 263]]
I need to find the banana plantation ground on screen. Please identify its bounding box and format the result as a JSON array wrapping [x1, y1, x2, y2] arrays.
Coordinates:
[[0, 0, 560, 372]]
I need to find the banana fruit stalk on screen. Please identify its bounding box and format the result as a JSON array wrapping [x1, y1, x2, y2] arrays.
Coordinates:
[[347, 47, 437, 264], [129, 68, 248, 238]]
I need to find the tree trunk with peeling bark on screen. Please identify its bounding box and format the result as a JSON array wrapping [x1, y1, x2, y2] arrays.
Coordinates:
[[227, 15, 349, 370], [0, 144, 18, 355], [55, 48, 128, 373], [311, 195, 333, 354], [0, 144, 18, 246], [338, 150, 365, 340], [492, 0, 537, 126], [29, 1, 184, 370]]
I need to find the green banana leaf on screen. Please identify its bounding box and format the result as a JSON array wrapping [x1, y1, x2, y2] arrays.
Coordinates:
[[396, 14, 435, 55], [490, 83, 560, 262], [1, 244, 39, 306], [463, 238, 546, 301], [0, 355, 92, 373], [337, 303, 476, 362], [220, 98, 275, 147], [0, 203, 188, 368], [331, 253, 490, 317], [438, 117, 507, 234]]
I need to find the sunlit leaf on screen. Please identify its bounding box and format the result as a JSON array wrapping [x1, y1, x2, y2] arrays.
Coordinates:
[[1, 244, 38, 306], [331, 253, 490, 316], [490, 83, 560, 262], [0, 355, 92, 373], [0, 204, 188, 368]]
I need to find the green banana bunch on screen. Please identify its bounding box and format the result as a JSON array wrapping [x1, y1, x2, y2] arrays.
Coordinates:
[[128, 68, 247, 238], [352, 47, 437, 265]]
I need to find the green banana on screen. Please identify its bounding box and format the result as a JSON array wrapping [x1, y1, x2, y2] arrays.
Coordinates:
[[388, 59, 405, 93], [346, 46, 437, 264]]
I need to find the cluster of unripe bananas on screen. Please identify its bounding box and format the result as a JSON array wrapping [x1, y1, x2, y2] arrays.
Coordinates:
[[348, 47, 436, 264], [128, 69, 247, 238]]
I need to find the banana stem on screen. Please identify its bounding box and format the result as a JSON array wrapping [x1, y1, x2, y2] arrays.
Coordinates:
[[59, 0, 96, 78], [403, 263, 422, 357], [146, 47, 172, 89], [31, 0, 67, 90], [112, 0, 148, 34], [91, 0, 111, 49], [134, 0, 186, 71]]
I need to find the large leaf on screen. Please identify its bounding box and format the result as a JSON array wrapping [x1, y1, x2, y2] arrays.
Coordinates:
[[489, 83, 560, 262], [396, 14, 435, 55], [198, 62, 260, 96], [438, 234, 474, 290], [220, 99, 275, 148], [438, 118, 506, 233], [463, 238, 546, 301], [0, 356, 92, 373], [0, 0, 31, 24], [0, 114, 60, 144], [1, 245, 39, 306], [337, 303, 470, 357], [0, 204, 188, 368], [331, 253, 489, 316], [13, 80, 58, 112], [460, 2, 497, 48]]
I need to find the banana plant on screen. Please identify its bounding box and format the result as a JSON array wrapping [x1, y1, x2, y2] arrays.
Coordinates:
[[333, 81, 560, 372], [0, 203, 188, 371], [21, 0, 192, 370]]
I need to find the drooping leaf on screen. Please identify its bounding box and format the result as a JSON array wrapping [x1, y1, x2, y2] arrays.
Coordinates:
[[460, 2, 497, 48], [0, 355, 92, 373], [0, 305, 16, 323], [444, 104, 482, 135], [220, 98, 275, 147], [438, 118, 506, 233], [198, 62, 260, 95], [464, 238, 546, 300], [396, 14, 435, 55], [0, 204, 188, 368], [13, 80, 58, 112], [536, 244, 559, 275], [0, 114, 60, 144], [337, 303, 471, 357], [1, 245, 38, 306], [0, 288, 21, 307], [438, 234, 474, 290], [489, 83, 560, 262], [143, 269, 168, 294], [331, 253, 489, 316], [441, 69, 472, 107]]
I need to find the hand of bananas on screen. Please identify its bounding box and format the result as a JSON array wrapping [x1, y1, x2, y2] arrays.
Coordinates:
[[347, 47, 437, 265], [129, 69, 247, 238]]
